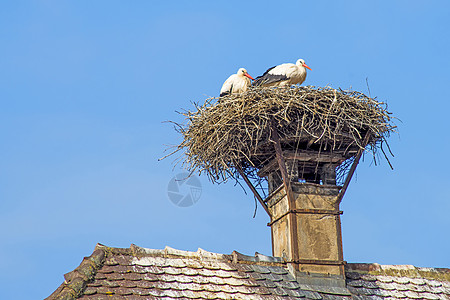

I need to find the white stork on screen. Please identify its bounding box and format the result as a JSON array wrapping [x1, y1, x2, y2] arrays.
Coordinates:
[[220, 68, 254, 97], [253, 59, 312, 87]]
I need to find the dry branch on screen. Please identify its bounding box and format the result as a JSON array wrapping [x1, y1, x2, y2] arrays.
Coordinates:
[[166, 86, 396, 185]]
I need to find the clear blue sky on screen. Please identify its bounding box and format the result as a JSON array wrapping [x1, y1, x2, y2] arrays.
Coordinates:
[[1, 1, 449, 299]]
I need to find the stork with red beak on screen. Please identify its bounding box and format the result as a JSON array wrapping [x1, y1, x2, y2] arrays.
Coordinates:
[[253, 59, 312, 87], [220, 68, 255, 97]]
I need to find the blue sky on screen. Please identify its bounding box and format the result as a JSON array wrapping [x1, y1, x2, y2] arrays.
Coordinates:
[[1, 1, 449, 299]]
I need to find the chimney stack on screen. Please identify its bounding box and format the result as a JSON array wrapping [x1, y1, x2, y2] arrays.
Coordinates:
[[266, 179, 345, 276], [258, 134, 350, 284]]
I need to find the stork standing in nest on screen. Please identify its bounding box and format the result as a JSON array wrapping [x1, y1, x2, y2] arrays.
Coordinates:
[[220, 68, 254, 97], [253, 59, 312, 87]]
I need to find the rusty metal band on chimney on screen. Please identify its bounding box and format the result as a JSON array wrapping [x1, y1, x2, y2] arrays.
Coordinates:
[[267, 209, 343, 226], [291, 259, 347, 266]]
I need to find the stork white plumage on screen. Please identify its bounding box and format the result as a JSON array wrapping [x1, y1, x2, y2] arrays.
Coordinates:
[[253, 59, 312, 87], [220, 68, 255, 97]]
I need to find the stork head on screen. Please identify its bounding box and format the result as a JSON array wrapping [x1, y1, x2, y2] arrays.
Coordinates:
[[238, 68, 255, 80], [297, 59, 312, 71]]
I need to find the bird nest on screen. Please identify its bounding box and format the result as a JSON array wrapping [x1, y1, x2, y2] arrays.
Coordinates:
[[165, 86, 396, 187]]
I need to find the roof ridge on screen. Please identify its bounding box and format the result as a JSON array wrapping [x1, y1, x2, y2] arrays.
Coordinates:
[[45, 243, 107, 300], [346, 263, 450, 281], [232, 250, 285, 265], [129, 244, 231, 260], [129, 244, 285, 265]]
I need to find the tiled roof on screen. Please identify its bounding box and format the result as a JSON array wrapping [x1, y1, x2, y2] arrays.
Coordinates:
[[346, 264, 450, 300], [46, 244, 450, 300]]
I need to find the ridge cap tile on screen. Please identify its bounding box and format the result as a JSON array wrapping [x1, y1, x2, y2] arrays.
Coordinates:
[[197, 247, 229, 261], [254, 252, 284, 263], [380, 264, 416, 271], [46, 247, 107, 300]]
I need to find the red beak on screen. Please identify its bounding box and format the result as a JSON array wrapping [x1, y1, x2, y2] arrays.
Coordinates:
[[244, 73, 255, 80], [303, 63, 312, 71]]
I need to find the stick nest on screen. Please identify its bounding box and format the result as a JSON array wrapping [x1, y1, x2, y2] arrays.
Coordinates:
[[167, 86, 396, 185]]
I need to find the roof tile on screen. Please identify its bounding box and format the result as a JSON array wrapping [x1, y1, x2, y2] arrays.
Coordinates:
[[393, 277, 411, 284], [103, 272, 125, 281], [360, 274, 378, 282], [83, 287, 97, 295], [347, 279, 365, 287], [376, 275, 394, 283], [134, 280, 156, 289], [230, 271, 251, 279], [250, 265, 272, 274], [404, 290, 423, 299], [421, 291, 443, 300], [79, 295, 125, 300]]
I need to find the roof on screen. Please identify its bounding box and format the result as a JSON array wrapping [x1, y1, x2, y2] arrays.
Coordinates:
[[46, 244, 450, 300]]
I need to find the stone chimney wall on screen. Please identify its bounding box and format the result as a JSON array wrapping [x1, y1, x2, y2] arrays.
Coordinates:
[[267, 182, 345, 277]]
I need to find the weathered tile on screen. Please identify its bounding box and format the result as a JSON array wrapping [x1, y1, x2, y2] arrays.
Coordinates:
[[258, 272, 283, 282], [377, 281, 397, 291], [104, 272, 125, 281], [179, 282, 206, 292], [166, 258, 187, 268], [404, 290, 423, 299], [80, 295, 125, 300], [251, 265, 272, 274], [141, 273, 159, 282], [376, 276, 394, 283], [272, 287, 289, 296], [94, 286, 116, 295], [83, 287, 97, 295], [229, 271, 250, 279], [302, 289, 322, 300], [258, 279, 277, 289], [428, 280, 443, 288], [93, 273, 107, 280], [284, 287, 307, 298], [122, 272, 143, 281], [393, 277, 410, 284], [97, 279, 120, 288], [410, 278, 426, 286], [275, 279, 301, 290], [179, 267, 199, 276], [146, 288, 165, 297], [114, 287, 134, 296], [236, 278, 259, 287], [347, 279, 365, 287], [346, 272, 361, 280], [270, 266, 289, 275], [361, 274, 378, 282], [162, 266, 183, 275], [235, 263, 256, 273], [135, 279, 156, 289], [126, 288, 152, 296], [118, 280, 138, 289], [420, 292, 442, 300], [362, 280, 379, 289], [124, 296, 157, 300]]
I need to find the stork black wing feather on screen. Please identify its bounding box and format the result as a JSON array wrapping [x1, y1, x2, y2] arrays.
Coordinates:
[[253, 66, 290, 86], [219, 83, 233, 97]]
